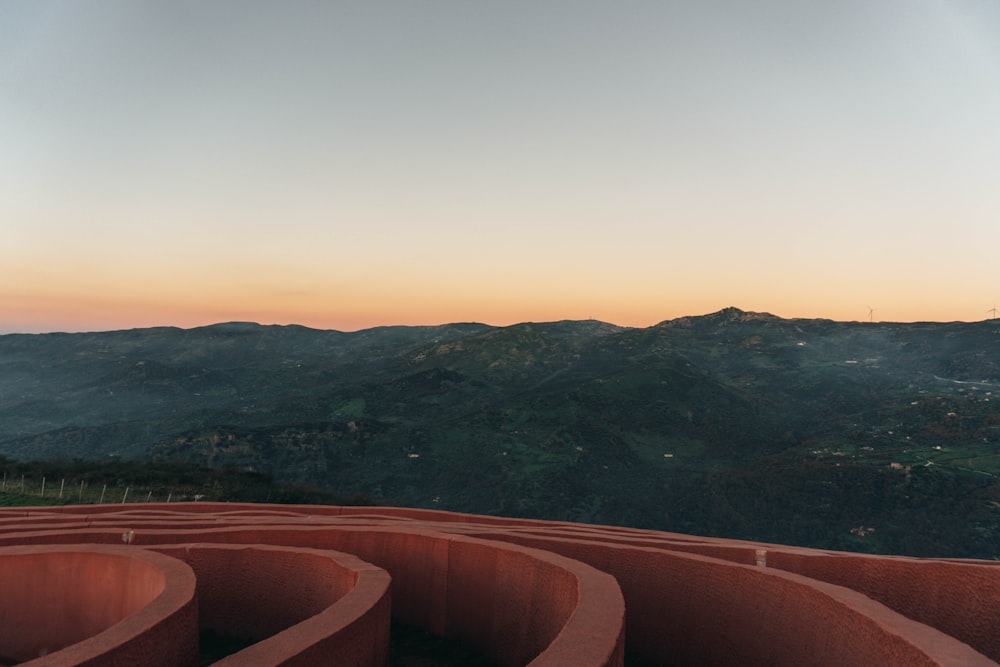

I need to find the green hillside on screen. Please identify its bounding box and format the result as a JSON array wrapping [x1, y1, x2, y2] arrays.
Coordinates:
[[2, 309, 998, 558]]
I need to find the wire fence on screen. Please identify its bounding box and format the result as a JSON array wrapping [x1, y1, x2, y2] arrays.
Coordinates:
[[0, 472, 208, 506]]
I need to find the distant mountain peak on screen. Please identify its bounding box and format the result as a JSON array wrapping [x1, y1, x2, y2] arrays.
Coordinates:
[[201, 322, 264, 331], [708, 307, 778, 321], [657, 307, 779, 328]]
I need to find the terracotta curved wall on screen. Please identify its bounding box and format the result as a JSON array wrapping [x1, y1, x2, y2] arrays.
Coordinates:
[[0, 503, 996, 667], [465, 531, 993, 666], [0, 545, 197, 667], [149, 543, 391, 667], [765, 549, 1000, 663], [136, 526, 625, 667]]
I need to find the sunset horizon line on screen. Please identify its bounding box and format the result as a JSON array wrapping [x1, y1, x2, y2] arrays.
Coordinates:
[[5, 304, 999, 337]]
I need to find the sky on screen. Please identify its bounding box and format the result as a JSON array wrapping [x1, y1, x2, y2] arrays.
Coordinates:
[[2, 1, 999, 333]]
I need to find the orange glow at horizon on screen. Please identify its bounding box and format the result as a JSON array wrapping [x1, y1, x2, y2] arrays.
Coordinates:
[[3, 262, 996, 335], [3, 3, 1000, 335]]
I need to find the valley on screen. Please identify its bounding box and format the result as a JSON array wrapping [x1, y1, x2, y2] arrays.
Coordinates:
[[2, 308, 997, 559]]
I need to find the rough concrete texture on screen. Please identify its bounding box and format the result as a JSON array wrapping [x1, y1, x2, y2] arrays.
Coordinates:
[[0, 503, 995, 666], [148, 544, 391, 667], [0, 544, 197, 667]]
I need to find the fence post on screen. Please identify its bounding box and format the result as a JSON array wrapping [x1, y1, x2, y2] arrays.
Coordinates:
[[40, 477, 45, 497], [79, 480, 85, 502], [121, 486, 129, 504], [59, 478, 65, 499], [99, 484, 107, 504]]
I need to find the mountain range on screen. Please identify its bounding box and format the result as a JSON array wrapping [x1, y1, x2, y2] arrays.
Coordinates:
[[2, 307, 998, 558]]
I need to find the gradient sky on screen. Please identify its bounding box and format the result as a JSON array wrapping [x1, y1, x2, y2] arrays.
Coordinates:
[[2, 1, 999, 333]]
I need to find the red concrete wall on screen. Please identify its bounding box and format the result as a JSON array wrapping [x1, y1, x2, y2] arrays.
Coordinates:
[[764, 549, 1000, 663], [0, 545, 197, 667], [0, 503, 996, 667], [132, 526, 625, 667], [472, 523, 1000, 664], [149, 544, 391, 667], [467, 531, 995, 666]]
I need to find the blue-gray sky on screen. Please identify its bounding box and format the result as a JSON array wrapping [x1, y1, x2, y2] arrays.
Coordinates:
[[2, 1, 999, 332]]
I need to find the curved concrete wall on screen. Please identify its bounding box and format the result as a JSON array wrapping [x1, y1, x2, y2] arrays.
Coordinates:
[[0, 503, 995, 667], [763, 549, 1000, 663], [149, 544, 391, 667], [134, 526, 625, 667], [0, 545, 197, 667], [466, 531, 992, 666]]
